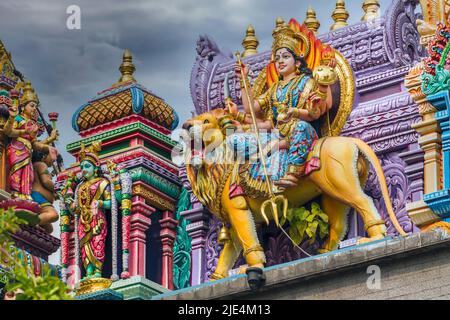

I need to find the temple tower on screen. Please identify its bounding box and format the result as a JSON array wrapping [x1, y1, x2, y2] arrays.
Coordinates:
[[56, 49, 190, 299]]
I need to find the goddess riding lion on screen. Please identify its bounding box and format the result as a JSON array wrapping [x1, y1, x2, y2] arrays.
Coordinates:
[[182, 18, 407, 280]]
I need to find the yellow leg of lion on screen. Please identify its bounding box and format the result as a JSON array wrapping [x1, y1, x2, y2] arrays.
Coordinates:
[[211, 228, 242, 280], [318, 195, 350, 253], [308, 137, 388, 244], [222, 186, 266, 273]]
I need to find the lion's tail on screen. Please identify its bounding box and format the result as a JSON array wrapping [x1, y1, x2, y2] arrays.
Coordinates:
[[353, 138, 408, 237]]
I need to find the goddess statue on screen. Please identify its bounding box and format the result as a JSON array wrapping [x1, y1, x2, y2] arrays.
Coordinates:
[[60, 141, 132, 294], [229, 20, 337, 188], [63, 142, 111, 278], [2, 82, 58, 200]]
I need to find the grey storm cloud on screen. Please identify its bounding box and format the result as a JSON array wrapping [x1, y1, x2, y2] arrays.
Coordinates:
[[0, 0, 393, 165]]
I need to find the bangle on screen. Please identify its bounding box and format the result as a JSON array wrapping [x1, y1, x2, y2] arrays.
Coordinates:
[[315, 89, 328, 100], [235, 112, 246, 123], [308, 106, 320, 118], [240, 76, 250, 89]]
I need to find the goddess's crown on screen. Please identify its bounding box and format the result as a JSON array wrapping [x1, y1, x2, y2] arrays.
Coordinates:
[[80, 141, 102, 166]]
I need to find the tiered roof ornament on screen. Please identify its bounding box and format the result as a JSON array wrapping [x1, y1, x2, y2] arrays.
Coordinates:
[[330, 0, 349, 31], [72, 49, 179, 133], [241, 25, 259, 58], [304, 6, 320, 35], [361, 0, 381, 21], [117, 49, 136, 84]]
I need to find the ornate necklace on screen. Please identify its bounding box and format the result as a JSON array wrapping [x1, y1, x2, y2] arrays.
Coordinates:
[[77, 178, 100, 232], [272, 75, 304, 113]]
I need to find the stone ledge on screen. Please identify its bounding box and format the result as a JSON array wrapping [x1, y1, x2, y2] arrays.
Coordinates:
[[153, 229, 450, 300], [111, 276, 169, 300], [76, 288, 123, 300]]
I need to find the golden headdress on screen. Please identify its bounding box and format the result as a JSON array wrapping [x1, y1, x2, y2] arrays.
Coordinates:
[[18, 81, 39, 107], [80, 141, 102, 166], [271, 19, 310, 60]]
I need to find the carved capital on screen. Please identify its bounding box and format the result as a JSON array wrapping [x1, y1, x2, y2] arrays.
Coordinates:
[[130, 213, 151, 243], [405, 63, 437, 116], [406, 200, 440, 227], [132, 196, 156, 216], [132, 183, 176, 212], [181, 206, 210, 248]]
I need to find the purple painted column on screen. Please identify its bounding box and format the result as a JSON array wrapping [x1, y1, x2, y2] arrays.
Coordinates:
[[399, 143, 425, 202], [180, 207, 210, 286]]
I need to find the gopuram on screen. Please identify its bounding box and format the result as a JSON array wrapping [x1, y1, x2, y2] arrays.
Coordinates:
[[4, 0, 450, 301], [56, 49, 191, 299]]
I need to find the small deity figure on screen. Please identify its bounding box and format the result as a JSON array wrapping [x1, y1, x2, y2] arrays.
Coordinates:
[[62, 142, 111, 279], [2, 82, 58, 200], [31, 148, 59, 233], [230, 21, 337, 188]]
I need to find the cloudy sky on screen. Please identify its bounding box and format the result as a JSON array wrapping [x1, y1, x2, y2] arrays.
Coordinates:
[[1, 0, 398, 263], [0, 0, 394, 167]]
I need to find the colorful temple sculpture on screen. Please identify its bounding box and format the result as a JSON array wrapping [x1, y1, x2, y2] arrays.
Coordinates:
[[0, 40, 60, 297], [183, 0, 429, 286], [3, 0, 450, 301], [56, 49, 192, 299], [405, 0, 450, 231]]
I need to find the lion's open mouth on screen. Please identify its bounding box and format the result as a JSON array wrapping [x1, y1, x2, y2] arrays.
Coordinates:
[[190, 136, 205, 159]]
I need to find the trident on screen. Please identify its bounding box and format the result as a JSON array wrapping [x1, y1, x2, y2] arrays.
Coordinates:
[[234, 52, 288, 226]]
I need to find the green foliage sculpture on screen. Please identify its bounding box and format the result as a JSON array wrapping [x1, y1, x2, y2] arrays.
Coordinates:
[[172, 188, 192, 290], [280, 202, 329, 246]]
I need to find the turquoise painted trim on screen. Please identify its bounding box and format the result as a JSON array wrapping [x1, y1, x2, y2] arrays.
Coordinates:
[[430, 91, 450, 191], [131, 86, 144, 114], [129, 167, 180, 199], [428, 90, 450, 112], [66, 122, 178, 152], [71, 103, 90, 132], [424, 189, 450, 217], [171, 109, 179, 130]]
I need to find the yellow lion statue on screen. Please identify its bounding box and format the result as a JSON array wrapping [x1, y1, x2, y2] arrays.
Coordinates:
[[182, 108, 407, 280]]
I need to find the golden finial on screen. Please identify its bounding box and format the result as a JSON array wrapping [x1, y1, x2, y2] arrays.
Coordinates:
[[273, 17, 287, 38], [304, 6, 320, 35], [330, 0, 349, 31], [362, 0, 380, 21], [242, 24, 259, 58], [275, 17, 285, 28], [118, 49, 136, 83]]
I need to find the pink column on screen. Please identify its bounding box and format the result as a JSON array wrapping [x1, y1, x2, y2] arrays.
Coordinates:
[[129, 137, 144, 147], [159, 211, 178, 290], [129, 196, 154, 277]]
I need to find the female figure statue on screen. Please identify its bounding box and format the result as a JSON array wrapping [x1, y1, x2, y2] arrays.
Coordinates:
[[3, 82, 58, 200], [63, 142, 111, 278], [230, 21, 337, 188]]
